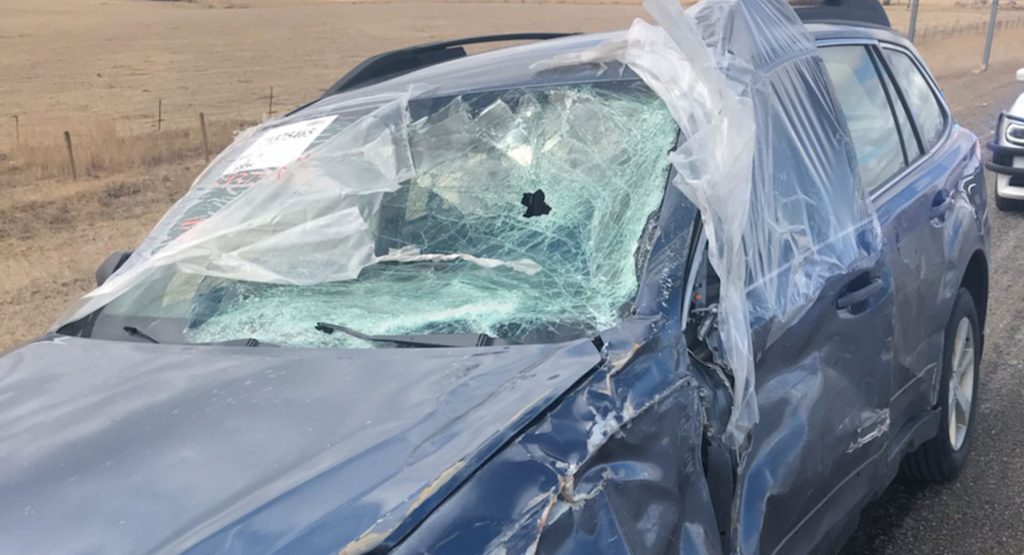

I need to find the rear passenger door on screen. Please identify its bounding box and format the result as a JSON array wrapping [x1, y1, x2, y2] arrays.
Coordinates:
[[873, 45, 956, 426], [822, 42, 955, 435]]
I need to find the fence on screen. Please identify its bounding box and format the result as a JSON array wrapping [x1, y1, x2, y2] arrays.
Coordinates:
[[913, 14, 1024, 43], [3, 5, 1023, 182], [1, 89, 276, 181], [905, 0, 1017, 69]]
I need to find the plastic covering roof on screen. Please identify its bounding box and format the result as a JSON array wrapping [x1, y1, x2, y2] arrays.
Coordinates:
[[58, 0, 878, 446]]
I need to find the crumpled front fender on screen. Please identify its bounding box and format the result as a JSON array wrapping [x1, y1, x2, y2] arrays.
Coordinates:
[[390, 322, 726, 555]]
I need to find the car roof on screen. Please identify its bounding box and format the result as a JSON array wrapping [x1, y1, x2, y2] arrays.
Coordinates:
[[806, 21, 913, 48], [297, 20, 914, 115]]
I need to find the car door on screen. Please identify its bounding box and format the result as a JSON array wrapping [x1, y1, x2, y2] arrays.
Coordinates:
[[872, 44, 958, 432], [732, 43, 901, 555]]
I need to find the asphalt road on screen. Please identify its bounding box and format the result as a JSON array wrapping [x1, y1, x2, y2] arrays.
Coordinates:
[[842, 65, 1024, 553]]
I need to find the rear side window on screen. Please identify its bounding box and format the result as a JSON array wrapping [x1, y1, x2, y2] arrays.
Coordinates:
[[879, 61, 923, 160], [882, 49, 946, 150], [820, 45, 906, 193]]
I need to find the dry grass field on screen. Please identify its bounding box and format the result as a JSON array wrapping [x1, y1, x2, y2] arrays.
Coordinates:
[[2, 0, 1024, 351]]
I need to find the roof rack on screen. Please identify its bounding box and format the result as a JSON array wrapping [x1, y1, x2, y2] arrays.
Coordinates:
[[321, 33, 578, 98], [792, 0, 891, 28]]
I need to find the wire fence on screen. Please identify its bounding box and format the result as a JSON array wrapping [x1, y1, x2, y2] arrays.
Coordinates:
[[3, 2, 1023, 182], [913, 13, 1024, 43]]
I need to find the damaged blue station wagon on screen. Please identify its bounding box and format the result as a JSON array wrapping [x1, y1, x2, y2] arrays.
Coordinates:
[[0, 0, 989, 553]]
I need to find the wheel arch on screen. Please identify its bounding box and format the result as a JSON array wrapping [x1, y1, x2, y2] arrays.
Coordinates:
[[960, 249, 988, 338]]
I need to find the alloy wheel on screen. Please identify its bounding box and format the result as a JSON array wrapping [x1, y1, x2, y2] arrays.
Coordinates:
[[948, 316, 976, 451]]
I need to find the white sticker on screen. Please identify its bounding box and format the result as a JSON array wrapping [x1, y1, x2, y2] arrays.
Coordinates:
[[223, 115, 337, 175]]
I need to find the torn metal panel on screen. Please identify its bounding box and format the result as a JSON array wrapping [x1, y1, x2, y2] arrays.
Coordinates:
[[389, 327, 725, 555]]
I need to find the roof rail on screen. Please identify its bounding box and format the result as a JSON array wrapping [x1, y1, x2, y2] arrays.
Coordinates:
[[321, 33, 578, 98], [792, 0, 891, 28]]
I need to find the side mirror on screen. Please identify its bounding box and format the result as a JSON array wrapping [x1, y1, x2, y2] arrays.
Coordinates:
[[1017, 68, 1024, 82], [96, 251, 133, 287]]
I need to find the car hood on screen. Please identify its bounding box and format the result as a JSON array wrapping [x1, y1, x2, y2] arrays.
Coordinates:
[[0, 335, 602, 555]]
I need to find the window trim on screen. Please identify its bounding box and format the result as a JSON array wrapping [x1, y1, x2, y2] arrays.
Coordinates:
[[868, 46, 912, 167], [873, 46, 924, 159]]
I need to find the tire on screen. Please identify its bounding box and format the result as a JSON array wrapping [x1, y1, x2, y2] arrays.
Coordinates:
[[995, 192, 1024, 211], [900, 288, 980, 482]]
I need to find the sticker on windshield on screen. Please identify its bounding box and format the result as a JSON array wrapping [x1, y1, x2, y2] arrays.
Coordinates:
[[223, 115, 337, 175]]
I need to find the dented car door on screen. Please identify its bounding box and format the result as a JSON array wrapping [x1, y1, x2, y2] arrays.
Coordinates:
[[735, 264, 896, 554]]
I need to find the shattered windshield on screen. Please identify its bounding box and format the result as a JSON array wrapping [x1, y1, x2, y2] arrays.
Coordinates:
[[84, 81, 679, 348]]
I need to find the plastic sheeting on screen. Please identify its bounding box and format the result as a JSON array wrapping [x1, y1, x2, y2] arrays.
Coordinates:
[[539, 0, 878, 446], [59, 83, 677, 348], [58, 0, 877, 446]]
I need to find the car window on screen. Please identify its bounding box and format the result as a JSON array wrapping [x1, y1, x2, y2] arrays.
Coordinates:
[[882, 48, 946, 150], [878, 56, 923, 160], [820, 45, 906, 193]]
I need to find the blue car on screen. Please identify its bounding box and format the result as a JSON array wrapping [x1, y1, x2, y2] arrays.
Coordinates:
[[0, 0, 988, 553]]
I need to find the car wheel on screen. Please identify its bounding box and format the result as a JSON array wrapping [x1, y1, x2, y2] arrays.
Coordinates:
[[900, 288, 980, 482], [995, 192, 1024, 211]]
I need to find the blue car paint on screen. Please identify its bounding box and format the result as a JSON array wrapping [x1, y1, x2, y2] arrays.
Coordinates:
[[0, 336, 603, 555]]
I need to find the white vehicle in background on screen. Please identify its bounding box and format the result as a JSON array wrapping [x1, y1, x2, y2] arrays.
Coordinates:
[[988, 68, 1024, 211]]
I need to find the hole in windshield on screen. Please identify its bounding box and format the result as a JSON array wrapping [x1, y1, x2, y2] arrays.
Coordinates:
[[75, 80, 678, 349]]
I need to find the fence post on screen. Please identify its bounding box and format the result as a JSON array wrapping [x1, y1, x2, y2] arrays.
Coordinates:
[[11, 115, 18, 147], [199, 112, 210, 163], [908, 0, 921, 41], [63, 131, 77, 181], [157, 98, 163, 131], [982, 0, 1000, 71], [268, 86, 274, 118]]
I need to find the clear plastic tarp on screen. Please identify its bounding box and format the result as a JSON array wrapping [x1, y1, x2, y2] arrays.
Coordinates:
[[57, 0, 878, 446], [59, 83, 678, 348], [538, 0, 878, 445]]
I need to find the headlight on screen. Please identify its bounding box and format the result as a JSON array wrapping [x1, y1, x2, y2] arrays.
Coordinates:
[[1008, 123, 1024, 146], [1003, 113, 1024, 147]]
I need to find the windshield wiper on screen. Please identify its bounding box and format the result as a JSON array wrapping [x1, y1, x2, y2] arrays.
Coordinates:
[[123, 326, 160, 344], [314, 322, 501, 348], [122, 326, 273, 347]]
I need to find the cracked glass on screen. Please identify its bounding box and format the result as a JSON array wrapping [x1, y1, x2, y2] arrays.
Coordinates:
[[80, 81, 678, 348]]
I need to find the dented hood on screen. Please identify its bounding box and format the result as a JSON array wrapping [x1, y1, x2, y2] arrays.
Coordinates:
[[0, 336, 602, 554]]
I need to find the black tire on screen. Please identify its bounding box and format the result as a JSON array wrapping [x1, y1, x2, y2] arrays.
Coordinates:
[[900, 288, 980, 482], [995, 192, 1024, 211]]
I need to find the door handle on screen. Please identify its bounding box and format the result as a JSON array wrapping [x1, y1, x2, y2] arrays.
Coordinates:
[[929, 189, 952, 220], [836, 278, 883, 310]]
